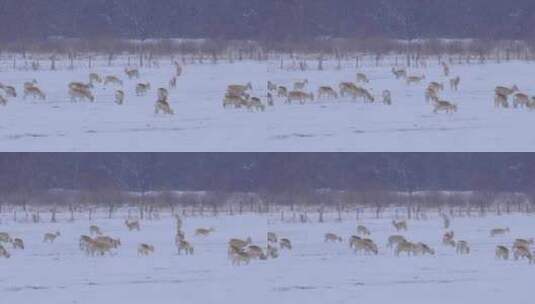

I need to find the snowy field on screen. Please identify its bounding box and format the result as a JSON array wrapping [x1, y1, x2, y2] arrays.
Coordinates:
[[1, 57, 535, 151], [0, 210, 534, 304]]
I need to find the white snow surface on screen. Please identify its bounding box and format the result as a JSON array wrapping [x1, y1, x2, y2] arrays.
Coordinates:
[[1, 58, 535, 151], [0, 211, 534, 304]]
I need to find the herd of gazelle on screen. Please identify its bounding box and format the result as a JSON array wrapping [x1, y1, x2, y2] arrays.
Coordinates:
[[0, 216, 533, 265], [0, 62, 183, 115], [223, 62, 462, 113]]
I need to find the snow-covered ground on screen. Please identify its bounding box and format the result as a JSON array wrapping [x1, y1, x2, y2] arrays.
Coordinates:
[[0, 210, 533, 304], [1, 57, 535, 151]]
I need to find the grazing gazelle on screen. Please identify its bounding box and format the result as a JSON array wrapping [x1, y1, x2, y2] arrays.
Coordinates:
[[395, 240, 418, 256], [195, 227, 215, 236], [135, 82, 151, 96], [513, 245, 533, 262], [387, 235, 406, 249], [104, 76, 123, 87], [125, 68, 140, 79], [227, 83, 252, 96], [495, 85, 518, 97], [433, 99, 458, 114], [2, 86, 16, 98], [43, 231, 60, 243], [286, 91, 314, 104], [324, 233, 343, 242], [69, 86, 94, 102], [513, 93, 530, 108], [416, 242, 435, 255], [317, 86, 339, 100], [23, 86, 46, 100], [137, 243, 155, 256], [490, 227, 509, 237], [354, 238, 378, 255]]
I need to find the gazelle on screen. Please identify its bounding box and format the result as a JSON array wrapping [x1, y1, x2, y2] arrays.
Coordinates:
[[12, 238, 24, 250], [513, 239, 533, 249], [229, 237, 252, 250], [494, 93, 509, 108], [231, 249, 251, 266], [428, 82, 444, 92], [104, 76, 123, 86], [155, 97, 175, 115], [246, 97, 266, 112], [406, 75, 425, 85], [87, 239, 113, 256], [354, 238, 378, 255], [79, 235, 93, 251], [195, 227, 215, 236], [456, 240, 470, 255], [324, 233, 343, 242], [0, 232, 12, 243], [392, 220, 408, 232], [357, 225, 371, 236], [95, 236, 121, 249], [43, 232, 60, 243], [495, 245, 509, 260], [177, 240, 194, 255], [513, 245, 533, 262], [416, 242, 435, 255], [349, 87, 374, 103], [395, 240, 418, 256], [433, 99, 458, 114], [125, 68, 140, 79], [247, 245, 266, 260], [227, 83, 252, 96], [513, 93, 530, 108], [0, 245, 10, 258], [339, 82, 358, 97], [425, 87, 439, 103], [69, 86, 95, 102], [293, 79, 308, 90], [490, 227, 509, 237], [382, 90, 392, 105], [450, 76, 460, 91], [2, 86, 16, 98], [495, 85, 518, 97], [286, 91, 314, 104], [317, 86, 339, 100], [136, 82, 151, 96], [125, 220, 141, 231], [349, 235, 362, 249], [115, 90, 125, 105], [138, 243, 155, 256], [23, 86, 46, 100], [223, 92, 249, 108], [387, 235, 406, 249]]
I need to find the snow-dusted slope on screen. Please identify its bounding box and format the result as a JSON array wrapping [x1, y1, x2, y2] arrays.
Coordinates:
[[0, 58, 534, 151]]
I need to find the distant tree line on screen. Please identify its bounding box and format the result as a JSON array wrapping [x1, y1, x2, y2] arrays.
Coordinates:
[[1, 0, 535, 42]]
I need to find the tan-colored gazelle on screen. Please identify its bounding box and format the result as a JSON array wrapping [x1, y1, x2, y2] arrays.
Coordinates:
[[387, 235, 406, 249], [494, 93, 509, 108], [495, 85, 518, 97], [23, 86, 46, 100], [43, 231, 61, 243], [195, 227, 215, 236], [490, 227, 509, 237], [395, 240, 418, 256], [354, 238, 378, 255], [69, 86, 95, 102], [138, 243, 155, 256], [286, 91, 314, 104], [317, 86, 339, 100], [155, 97, 175, 115], [513, 244, 532, 262], [227, 83, 252, 96], [125, 68, 140, 79], [104, 76, 123, 87], [135, 82, 151, 96], [325, 233, 343, 242], [433, 99, 458, 114], [513, 93, 530, 108]]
